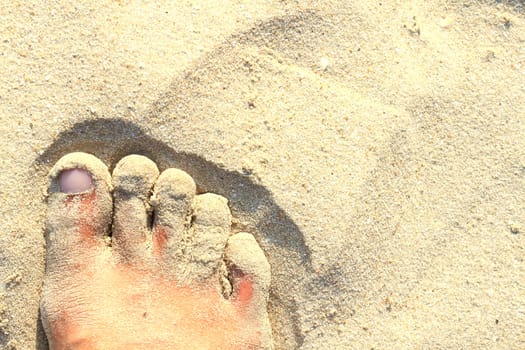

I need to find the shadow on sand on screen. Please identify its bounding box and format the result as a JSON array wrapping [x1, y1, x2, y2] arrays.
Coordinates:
[[34, 118, 311, 349]]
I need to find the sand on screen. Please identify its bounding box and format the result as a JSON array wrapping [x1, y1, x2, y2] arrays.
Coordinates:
[[1, 0, 524, 349]]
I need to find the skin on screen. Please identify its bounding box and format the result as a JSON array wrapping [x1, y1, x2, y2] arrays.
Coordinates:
[[44, 249, 258, 349], [40, 154, 271, 350]]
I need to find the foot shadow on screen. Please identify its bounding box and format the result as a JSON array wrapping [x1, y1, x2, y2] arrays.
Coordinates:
[[35, 118, 311, 349], [35, 309, 48, 350]]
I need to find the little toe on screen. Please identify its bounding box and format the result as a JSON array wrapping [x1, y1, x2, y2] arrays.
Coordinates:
[[225, 232, 273, 348], [225, 233, 271, 304], [46, 152, 113, 274], [151, 168, 196, 267], [186, 193, 231, 283]]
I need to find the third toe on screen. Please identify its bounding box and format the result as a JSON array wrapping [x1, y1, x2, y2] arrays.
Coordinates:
[[151, 168, 196, 260]]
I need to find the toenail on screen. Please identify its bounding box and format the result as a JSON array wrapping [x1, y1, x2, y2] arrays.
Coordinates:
[[59, 168, 93, 193]]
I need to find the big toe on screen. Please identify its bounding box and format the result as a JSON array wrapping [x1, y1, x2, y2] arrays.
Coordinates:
[[45, 152, 112, 274]]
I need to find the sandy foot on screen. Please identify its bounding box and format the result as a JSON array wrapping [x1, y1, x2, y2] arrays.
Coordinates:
[[40, 152, 273, 350]]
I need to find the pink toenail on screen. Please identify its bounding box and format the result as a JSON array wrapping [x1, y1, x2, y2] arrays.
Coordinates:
[[59, 169, 93, 193]]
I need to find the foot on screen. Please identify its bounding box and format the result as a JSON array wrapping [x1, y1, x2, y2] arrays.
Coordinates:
[[40, 153, 273, 350]]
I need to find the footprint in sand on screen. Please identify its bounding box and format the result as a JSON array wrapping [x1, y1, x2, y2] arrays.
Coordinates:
[[40, 152, 273, 349]]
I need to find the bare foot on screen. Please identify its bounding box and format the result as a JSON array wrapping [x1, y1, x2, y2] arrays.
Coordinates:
[[40, 153, 273, 350]]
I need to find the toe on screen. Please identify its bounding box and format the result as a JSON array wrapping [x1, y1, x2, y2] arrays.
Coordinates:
[[151, 168, 196, 266], [46, 152, 112, 274], [186, 193, 231, 283], [112, 155, 159, 261], [225, 233, 270, 304], [225, 232, 273, 348]]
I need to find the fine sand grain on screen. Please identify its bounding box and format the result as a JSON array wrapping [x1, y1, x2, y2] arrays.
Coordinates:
[[1, 1, 524, 349]]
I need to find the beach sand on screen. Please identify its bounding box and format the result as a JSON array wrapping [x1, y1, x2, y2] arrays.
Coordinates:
[[1, 0, 524, 348]]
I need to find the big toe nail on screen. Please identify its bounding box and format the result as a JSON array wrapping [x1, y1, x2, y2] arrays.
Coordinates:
[[59, 168, 93, 193]]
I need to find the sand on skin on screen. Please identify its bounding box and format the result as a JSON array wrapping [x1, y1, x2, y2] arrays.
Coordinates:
[[0, 0, 524, 349]]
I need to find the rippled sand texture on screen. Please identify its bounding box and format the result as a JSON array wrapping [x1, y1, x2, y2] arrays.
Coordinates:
[[1, 1, 524, 349]]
